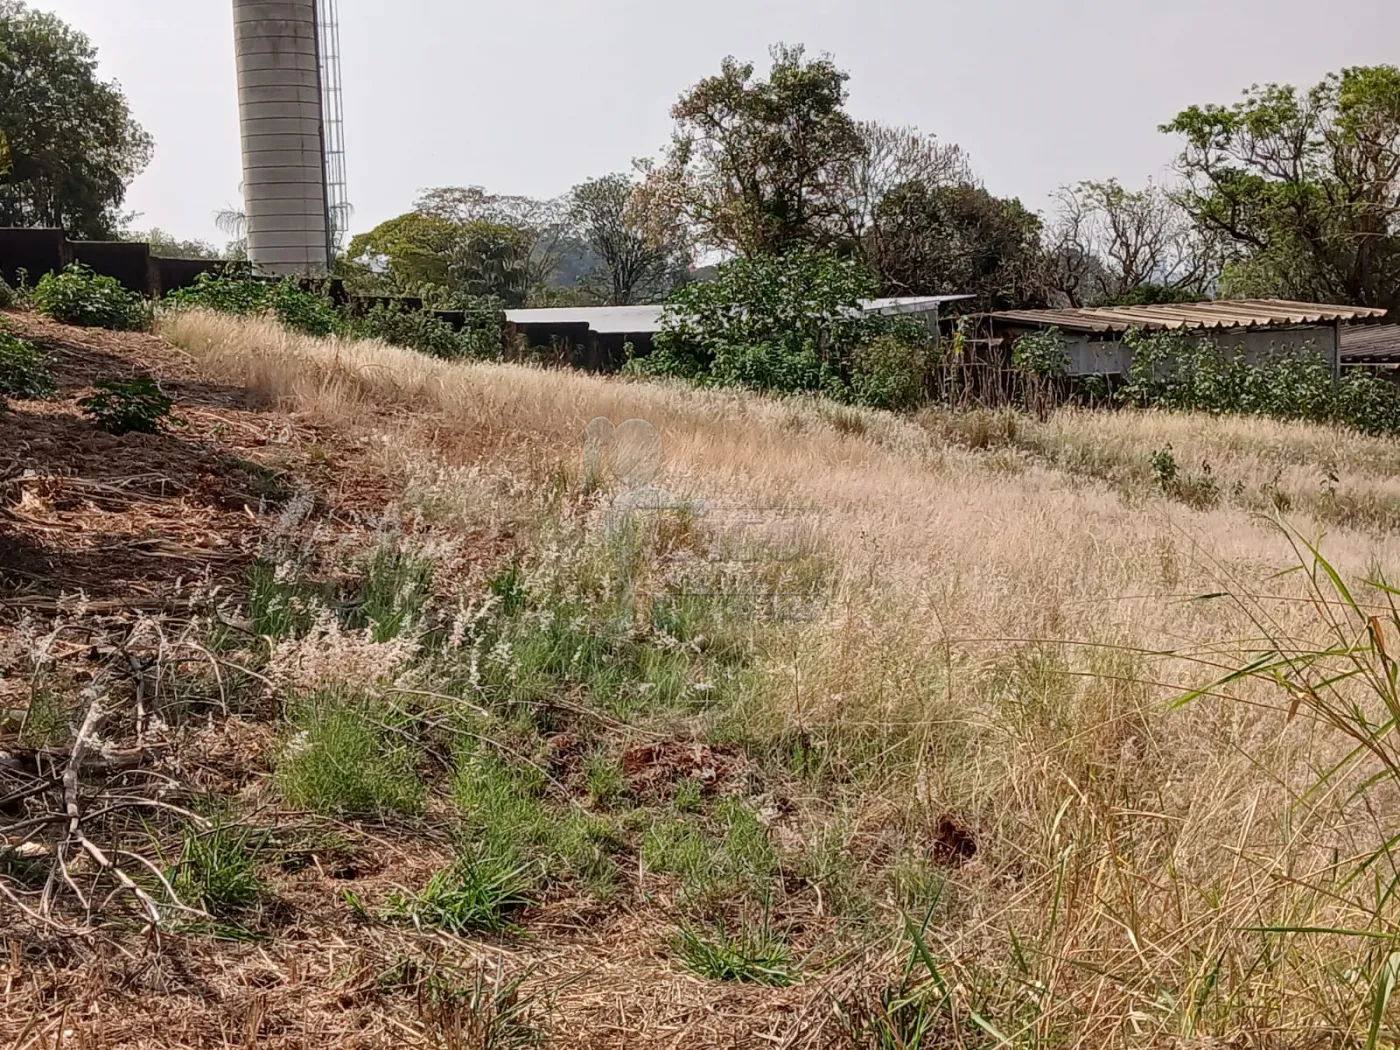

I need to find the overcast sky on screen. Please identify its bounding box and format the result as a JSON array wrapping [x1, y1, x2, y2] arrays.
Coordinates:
[[31, 0, 1400, 245]]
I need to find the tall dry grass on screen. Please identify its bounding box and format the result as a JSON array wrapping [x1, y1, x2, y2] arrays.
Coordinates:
[[161, 308, 1400, 1043]]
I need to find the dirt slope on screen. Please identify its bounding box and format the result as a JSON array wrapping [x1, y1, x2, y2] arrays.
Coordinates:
[[0, 313, 876, 1050]]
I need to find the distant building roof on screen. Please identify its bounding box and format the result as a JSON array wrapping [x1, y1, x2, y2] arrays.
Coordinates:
[[988, 299, 1388, 334], [504, 296, 972, 336], [859, 295, 974, 315], [1342, 324, 1400, 364], [504, 305, 663, 335]]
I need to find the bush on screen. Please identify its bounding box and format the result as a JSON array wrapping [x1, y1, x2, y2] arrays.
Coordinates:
[[164, 272, 341, 337], [269, 279, 341, 336], [1014, 327, 1069, 420], [163, 271, 269, 316], [1012, 327, 1070, 378], [644, 250, 928, 404], [1337, 369, 1400, 435], [0, 275, 15, 309], [346, 303, 465, 358], [851, 334, 927, 410], [0, 330, 55, 399], [78, 376, 181, 435], [33, 264, 150, 330]]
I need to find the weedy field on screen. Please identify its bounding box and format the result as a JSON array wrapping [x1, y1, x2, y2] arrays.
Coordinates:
[[4, 307, 1400, 1048]]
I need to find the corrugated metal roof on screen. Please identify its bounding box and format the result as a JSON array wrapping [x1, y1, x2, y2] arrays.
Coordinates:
[[989, 299, 1388, 334], [1342, 324, 1400, 364], [505, 297, 968, 336]]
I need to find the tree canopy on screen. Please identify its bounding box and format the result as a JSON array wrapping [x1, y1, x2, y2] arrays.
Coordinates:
[[1163, 65, 1400, 311], [1042, 180, 1219, 307], [345, 188, 602, 308], [0, 1, 153, 237], [868, 182, 1046, 309], [640, 44, 865, 256], [570, 174, 689, 305]]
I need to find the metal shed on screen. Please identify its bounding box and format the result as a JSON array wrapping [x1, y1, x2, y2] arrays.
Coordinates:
[[983, 299, 1389, 378]]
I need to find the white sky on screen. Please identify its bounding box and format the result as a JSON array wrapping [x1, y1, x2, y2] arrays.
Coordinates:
[[29, 0, 1400, 245]]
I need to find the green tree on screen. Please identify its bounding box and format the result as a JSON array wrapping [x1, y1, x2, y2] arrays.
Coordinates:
[[1163, 66, 1400, 310], [346, 211, 460, 288], [347, 189, 577, 306], [639, 44, 864, 256], [835, 121, 972, 258], [0, 1, 153, 236], [867, 182, 1045, 309], [415, 185, 572, 290], [448, 221, 531, 307], [570, 174, 689, 305]]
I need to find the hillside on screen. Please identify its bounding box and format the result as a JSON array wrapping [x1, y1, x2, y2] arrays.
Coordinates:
[[4, 307, 1400, 1047]]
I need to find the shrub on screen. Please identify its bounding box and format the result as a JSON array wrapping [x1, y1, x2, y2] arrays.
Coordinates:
[[851, 334, 927, 411], [163, 271, 270, 316], [346, 303, 464, 358], [1119, 328, 1400, 435], [1013, 327, 1070, 378], [1337, 368, 1400, 435], [269, 279, 341, 336], [0, 330, 55, 398], [0, 275, 15, 309], [164, 272, 341, 337], [32, 264, 149, 330], [645, 250, 927, 403], [276, 692, 426, 817], [1014, 327, 1069, 420], [78, 376, 181, 435]]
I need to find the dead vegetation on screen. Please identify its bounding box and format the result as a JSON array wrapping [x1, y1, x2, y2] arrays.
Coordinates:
[[5, 307, 1400, 1047]]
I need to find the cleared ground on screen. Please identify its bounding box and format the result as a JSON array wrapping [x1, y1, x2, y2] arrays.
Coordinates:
[[3, 307, 1398, 1048]]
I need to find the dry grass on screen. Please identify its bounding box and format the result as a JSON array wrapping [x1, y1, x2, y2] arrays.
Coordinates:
[[9, 307, 1400, 1045]]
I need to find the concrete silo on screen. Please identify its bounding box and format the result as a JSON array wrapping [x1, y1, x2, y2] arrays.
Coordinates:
[[231, 0, 332, 276]]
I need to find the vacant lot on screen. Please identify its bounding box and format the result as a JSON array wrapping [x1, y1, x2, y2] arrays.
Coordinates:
[[4, 308, 1399, 1048]]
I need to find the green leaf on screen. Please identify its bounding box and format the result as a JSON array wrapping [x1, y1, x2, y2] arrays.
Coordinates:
[[1368, 952, 1400, 1050]]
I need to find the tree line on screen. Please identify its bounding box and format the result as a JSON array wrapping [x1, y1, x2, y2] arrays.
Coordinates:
[[2, 0, 1398, 315]]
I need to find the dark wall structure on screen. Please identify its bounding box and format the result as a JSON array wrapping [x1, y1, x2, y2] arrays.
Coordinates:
[[0, 228, 225, 297], [504, 322, 654, 372]]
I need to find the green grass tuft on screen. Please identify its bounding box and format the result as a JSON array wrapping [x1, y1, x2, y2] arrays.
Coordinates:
[[170, 820, 268, 916], [385, 852, 534, 935], [276, 692, 426, 817], [673, 916, 794, 986]]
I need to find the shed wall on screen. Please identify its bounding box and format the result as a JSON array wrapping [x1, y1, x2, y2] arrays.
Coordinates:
[[1061, 326, 1338, 376]]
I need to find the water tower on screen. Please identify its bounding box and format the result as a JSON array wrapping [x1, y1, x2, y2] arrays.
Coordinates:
[[231, 0, 349, 277]]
